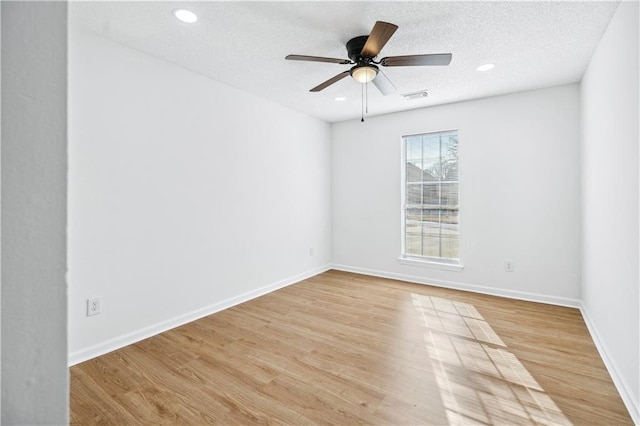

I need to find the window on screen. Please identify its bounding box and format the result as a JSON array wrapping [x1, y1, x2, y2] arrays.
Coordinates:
[[402, 130, 459, 262]]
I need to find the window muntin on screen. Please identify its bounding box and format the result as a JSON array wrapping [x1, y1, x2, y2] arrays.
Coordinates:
[[403, 130, 459, 261]]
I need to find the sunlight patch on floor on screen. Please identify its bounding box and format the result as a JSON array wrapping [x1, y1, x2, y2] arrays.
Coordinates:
[[412, 294, 572, 425]]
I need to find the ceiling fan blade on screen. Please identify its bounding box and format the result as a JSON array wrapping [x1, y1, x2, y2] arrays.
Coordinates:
[[310, 71, 351, 92], [380, 53, 452, 67], [361, 21, 398, 58], [286, 54, 351, 65], [372, 70, 396, 96]]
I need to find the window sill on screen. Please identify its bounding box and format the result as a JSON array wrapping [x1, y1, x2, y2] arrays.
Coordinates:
[[398, 257, 464, 272]]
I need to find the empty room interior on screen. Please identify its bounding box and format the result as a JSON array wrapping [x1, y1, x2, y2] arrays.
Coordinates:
[[1, 1, 639, 424]]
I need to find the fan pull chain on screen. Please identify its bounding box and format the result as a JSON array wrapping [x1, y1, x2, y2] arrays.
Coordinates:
[[361, 82, 365, 122], [366, 80, 369, 114]]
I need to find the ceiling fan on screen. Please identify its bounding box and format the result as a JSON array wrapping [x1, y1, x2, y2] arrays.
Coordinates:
[[286, 21, 452, 95]]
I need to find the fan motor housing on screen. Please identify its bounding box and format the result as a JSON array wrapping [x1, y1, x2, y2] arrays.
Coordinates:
[[346, 35, 371, 62]]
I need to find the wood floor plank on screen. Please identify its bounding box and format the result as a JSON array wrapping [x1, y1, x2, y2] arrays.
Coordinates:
[[70, 270, 632, 425]]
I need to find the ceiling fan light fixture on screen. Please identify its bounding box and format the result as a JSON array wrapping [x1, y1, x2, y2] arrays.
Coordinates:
[[351, 65, 378, 84]]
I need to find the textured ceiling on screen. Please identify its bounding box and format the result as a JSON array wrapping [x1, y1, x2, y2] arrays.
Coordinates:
[[69, 1, 619, 123]]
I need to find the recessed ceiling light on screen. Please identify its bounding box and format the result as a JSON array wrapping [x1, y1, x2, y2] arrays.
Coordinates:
[[334, 96, 347, 102], [476, 63, 495, 72], [173, 9, 198, 24]]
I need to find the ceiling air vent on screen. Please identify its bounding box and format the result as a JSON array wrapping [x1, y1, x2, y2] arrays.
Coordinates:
[[402, 90, 429, 100]]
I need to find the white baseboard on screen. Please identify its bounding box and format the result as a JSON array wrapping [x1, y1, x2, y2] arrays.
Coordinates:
[[580, 304, 639, 425], [331, 264, 581, 308], [68, 264, 332, 366]]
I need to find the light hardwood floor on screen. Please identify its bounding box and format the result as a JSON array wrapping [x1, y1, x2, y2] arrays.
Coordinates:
[[70, 270, 632, 425]]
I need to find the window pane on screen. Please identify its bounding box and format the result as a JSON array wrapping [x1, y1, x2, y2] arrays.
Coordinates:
[[420, 208, 437, 224], [405, 207, 423, 220], [440, 235, 459, 259], [422, 183, 440, 207], [422, 231, 440, 258], [405, 233, 422, 256], [406, 161, 423, 183], [441, 182, 458, 207], [405, 137, 423, 163], [442, 209, 458, 225], [423, 137, 441, 176], [406, 183, 422, 205]]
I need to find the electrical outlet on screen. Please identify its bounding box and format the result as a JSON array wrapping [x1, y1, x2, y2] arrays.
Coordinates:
[[309, 247, 314, 256], [87, 298, 101, 316], [505, 260, 514, 272]]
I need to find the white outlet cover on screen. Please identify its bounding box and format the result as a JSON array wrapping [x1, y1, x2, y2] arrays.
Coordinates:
[[87, 298, 101, 316], [505, 260, 514, 272]]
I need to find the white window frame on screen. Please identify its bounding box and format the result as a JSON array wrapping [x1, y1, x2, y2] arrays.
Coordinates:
[[399, 130, 463, 271]]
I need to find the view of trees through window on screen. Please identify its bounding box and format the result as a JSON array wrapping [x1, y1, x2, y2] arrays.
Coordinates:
[[403, 130, 459, 260]]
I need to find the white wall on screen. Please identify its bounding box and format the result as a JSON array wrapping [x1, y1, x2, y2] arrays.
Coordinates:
[[68, 29, 332, 363], [0, 6, 2, 421], [1, 2, 68, 423], [580, 1, 639, 421], [0, 4, 3, 416], [332, 84, 581, 305]]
